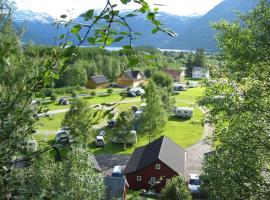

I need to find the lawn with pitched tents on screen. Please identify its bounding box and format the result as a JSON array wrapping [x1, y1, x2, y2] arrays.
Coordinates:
[[34, 86, 205, 155]]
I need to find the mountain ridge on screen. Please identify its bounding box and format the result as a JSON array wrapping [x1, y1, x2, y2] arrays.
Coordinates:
[[14, 0, 260, 51]]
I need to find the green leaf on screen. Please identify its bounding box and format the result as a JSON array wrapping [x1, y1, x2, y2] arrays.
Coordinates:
[[120, 0, 131, 4], [120, 31, 128, 35], [152, 28, 159, 34], [85, 9, 94, 18], [126, 13, 136, 17], [123, 45, 132, 50], [114, 36, 124, 42], [60, 14, 67, 19], [87, 37, 96, 45], [59, 34, 65, 39], [154, 7, 159, 12], [71, 25, 81, 34]]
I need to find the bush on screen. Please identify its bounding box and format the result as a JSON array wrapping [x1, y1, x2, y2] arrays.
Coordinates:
[[90, 91, 96, 96], [161, 176, 192, 200], [50, 94, 57, 102], [107, 88, 113, 95]]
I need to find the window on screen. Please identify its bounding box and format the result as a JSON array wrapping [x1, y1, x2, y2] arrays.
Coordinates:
[[166, 179, 171, 185], [150, 177, 156, 185], [137, 176, 142, 182], [155, 164, 161, 170]]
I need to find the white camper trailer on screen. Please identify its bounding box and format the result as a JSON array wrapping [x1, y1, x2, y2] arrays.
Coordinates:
[[174, 107, 194, 118]]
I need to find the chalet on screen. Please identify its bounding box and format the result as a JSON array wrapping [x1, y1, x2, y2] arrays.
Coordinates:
[[117, 70, 145, 87], [104, 176, 129, 200], [192, 66, 210, 79], [163, 69, 184, 82], [87, 75, 109, 89], [124, 136, 186, 193]]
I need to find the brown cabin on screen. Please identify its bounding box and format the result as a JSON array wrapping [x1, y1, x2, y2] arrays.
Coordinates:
[[87, 75, 109, 89], [124, 136, 186, 193], [163, 69, 184, 82], [117, 70, 145, 87]]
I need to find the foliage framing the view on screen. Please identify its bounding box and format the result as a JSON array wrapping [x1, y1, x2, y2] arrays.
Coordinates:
[[198, 1, 270, 199]]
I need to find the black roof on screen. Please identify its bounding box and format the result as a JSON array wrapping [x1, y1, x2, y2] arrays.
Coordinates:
[[90, 154, 102, 172], [90, 75, 109, 84], [124, 136, 186, 175], [124, 70, 144, 81]]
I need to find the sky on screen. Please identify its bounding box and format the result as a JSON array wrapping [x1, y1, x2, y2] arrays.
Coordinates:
[[14, 0, 223, 18]]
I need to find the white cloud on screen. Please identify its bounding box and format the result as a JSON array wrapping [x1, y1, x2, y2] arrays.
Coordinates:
[[14, 0, 223, 18]]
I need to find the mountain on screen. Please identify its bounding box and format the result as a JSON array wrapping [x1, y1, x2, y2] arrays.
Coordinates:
[[13, 10, 62, 45], [171, 0, 259, 51], [14, 0, 261, 51]]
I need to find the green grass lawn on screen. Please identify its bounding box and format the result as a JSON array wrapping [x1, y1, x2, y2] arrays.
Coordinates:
[[42, 93, 140, 111], [35, 87, 204, 155], [37, 113, 66, 131], [90, 101, 203, 155], [175, 87, 204, 103]]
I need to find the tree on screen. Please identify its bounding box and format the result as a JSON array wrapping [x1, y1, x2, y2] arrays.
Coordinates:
[[152, 71, 173, 88], [193, 48, 206, 67], [114, 111, 134, 150], [152, 71, 175, 114], [0, 0, 175, 198], [13, 146, 105, 200], [56, 66, 87, 87], [161, 176, 192, 200], [198, 1, 270, 199], [139, 80, 167, 143], [185, 53, 193, 78], [61, 99, 103, 145]]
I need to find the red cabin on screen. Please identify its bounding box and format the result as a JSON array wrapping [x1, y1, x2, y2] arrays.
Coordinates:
[[124, 136, 186, 193]]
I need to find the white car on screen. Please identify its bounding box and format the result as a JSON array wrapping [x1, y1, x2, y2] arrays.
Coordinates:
[[129, 87, 145, 95], [95, 136, 105, 147], [188, 174, 201, 194]]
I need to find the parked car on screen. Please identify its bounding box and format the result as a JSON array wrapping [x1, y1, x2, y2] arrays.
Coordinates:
[[127, 91, 136, 97], [187, 82, 199, 88], [174, 107, 193, 118], [95, 136, 105, 147], [188, 174, 201, 194], [112, 165, 124, 177], [173, 84, 187, 91], [130, 87, 145, 96], [134, 110, 143, 119], [112, 130, 137, 144], [99, 130, 106, 137], [107, 119, 116, 128]]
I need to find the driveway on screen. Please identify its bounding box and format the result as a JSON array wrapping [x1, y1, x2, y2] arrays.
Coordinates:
[[95, 154, 130, 175], [185, 122, 212, 175]]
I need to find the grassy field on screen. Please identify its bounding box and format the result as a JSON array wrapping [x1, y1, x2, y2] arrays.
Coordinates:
[[42, 93, 140, 111], [90, 101, 203, 155], [35, 86, 205, 155]]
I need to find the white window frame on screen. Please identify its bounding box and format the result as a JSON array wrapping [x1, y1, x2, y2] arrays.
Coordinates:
[[137, 176, 142, 182], [150, 177, 156, 185], [155, 164, 161, 170]]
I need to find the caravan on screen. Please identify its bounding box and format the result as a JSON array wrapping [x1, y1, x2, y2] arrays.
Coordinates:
[[174, 107, 193, 119]]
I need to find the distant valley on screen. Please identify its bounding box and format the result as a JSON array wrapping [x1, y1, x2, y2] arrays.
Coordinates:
[[14, 0, 259, 52]]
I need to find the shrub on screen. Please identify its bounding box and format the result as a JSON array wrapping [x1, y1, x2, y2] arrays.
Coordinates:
[[107, 88, 113, 95], [161, 176, 192, 200], [90, 91, 96, 96]]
